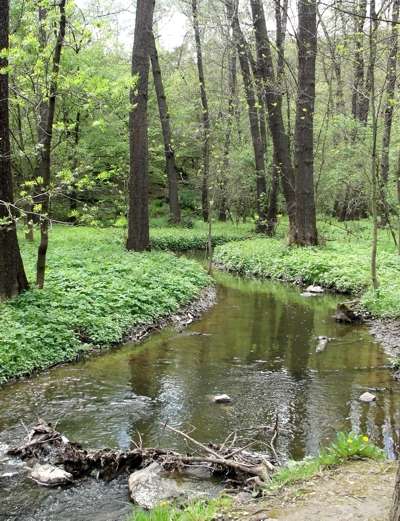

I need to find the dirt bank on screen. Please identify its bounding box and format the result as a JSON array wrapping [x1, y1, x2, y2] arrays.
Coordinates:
[[225, 460, 396, 521]]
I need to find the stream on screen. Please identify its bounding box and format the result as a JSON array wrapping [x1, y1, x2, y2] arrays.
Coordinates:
[[1, 262, 400, 520]]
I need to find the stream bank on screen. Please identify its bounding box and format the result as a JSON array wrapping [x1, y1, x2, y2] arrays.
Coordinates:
[[226, 460, 396, 521], [1, 228, 213, 384]]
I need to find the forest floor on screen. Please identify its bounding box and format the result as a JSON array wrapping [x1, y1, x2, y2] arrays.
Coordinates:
[[226, 460, 396, 521]]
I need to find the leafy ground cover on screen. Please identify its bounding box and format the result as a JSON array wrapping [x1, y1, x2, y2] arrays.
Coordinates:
[[214, 220, 400, 318], [0, 227, 210, 383], [150, 220, 254, 251]]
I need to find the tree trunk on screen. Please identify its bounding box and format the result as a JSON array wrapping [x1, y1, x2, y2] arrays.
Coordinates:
[[369, 0, 379, 290], [249, 0, 296, 241], [230, 7, 267, 232], [351, 0, 367, 122], [68, 111, 80, 223], [293, 0, 318, 246], [220, 0, 239, 222], [35, 0, 67, 289], [150, 32, 181, 225], [126, 0, 155, 251], [0, 0, 29, 301], [192, 0, 211, 223], [359, 0, 378, 125], [380, 0, 399, 215]]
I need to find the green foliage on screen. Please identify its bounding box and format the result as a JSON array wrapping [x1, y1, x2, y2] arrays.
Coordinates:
[[214, 221, 400, 318], [268, 432, 384, 491], [129, 498, 231, 521], [0, 227, 210, 384], [150, 221, 254, 251]]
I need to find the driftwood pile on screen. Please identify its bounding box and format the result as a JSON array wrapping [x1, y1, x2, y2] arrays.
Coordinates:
[[8, 419, 278, 491]]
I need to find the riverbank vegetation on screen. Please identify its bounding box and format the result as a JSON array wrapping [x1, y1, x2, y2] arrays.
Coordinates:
[[0, 227, 210, 383], [214, 220, 400, 318]]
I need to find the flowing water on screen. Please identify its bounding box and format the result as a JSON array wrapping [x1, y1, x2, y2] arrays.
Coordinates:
[[1, 265, 400, 520]]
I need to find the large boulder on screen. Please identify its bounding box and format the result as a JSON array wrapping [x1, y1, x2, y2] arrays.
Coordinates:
[[128, 462, 218, 510]]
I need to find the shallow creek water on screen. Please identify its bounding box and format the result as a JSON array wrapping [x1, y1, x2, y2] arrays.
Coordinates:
[[1, 266, 400, 520]]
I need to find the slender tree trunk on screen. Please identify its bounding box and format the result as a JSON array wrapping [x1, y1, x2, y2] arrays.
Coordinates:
[[36, 0, 67, 289], [294, 0, 318, 246], [0, 0, 29, 300], [126, 0, 155, 251], [369, 0, 379, 290], [231, 8, 267, 232], [249, 0, 296, 241], [150, 31, 181, 224], [390, 462, 400, 521], [192, 0, 211, 223], [359, 0, 378, 124], [352, 0, 367, 122], [220, 1, 238, 222], [68, 110, 80, 222], [380, 0, 399, 220]]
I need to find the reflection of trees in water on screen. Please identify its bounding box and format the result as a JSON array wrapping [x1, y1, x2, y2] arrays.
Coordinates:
[[125, 280, 400, 459]]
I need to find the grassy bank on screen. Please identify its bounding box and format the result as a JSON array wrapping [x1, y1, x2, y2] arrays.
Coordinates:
[[214, 221, 400, 318], [0, 227, 210, 384]]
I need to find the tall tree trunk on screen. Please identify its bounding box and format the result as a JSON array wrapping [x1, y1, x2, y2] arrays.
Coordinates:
[[0, 0, 29, 301], [192, 0, 211, 223], [68, 110, 80, 223], [380, 0, 399, 206], [369, 0, 379, 290], [150, 31, 181, 225], [230, 7, 267, 232], [220, 0, 239, 222], [249, 0, 296, 241], [359, 0, 378, 124], [36, 0, 67, 289], [352, 0, 367, 122], [294, 0, 318, 246], [126, 0, 155, 251]]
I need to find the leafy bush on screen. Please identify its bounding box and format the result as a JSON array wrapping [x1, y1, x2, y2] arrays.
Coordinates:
[[326, 432, 384, 461], [0, 227, 210, 383]]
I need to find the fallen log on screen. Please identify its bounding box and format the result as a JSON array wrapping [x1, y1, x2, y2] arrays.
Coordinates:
[[8, 420, 276, 489]]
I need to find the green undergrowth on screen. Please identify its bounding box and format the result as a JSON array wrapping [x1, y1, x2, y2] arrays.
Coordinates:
[[150, 221, 254, 251], [267, 432, 384, 492], [0, 227, 210, 383], [214, 223, 400, 318], [129, 497, 231, 521]]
